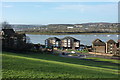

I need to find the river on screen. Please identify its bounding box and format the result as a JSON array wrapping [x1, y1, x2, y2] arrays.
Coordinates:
[[26, 34, 119, 46]]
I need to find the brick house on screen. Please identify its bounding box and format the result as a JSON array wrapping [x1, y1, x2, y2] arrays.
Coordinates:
[[92, 39, 106, 53], [106, 39, 117, 54]]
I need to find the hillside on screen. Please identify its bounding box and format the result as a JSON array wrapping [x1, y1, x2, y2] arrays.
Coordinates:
[[8, 23, 119, 34], [2, 52, 119, 79]]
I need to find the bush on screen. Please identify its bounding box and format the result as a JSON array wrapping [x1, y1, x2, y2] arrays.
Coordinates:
[[70, 53, 78, 56]]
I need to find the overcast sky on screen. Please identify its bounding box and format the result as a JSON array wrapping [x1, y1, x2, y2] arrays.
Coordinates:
[[2, 2, 118, 24]]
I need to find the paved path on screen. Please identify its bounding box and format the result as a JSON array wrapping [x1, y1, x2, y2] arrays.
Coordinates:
[[54, 50, 119, 60]]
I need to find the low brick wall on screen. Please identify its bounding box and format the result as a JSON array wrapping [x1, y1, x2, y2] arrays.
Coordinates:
[[89, 52, 114, 56]]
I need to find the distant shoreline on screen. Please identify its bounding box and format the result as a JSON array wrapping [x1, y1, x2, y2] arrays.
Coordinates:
[[17, 32, 119, 35]]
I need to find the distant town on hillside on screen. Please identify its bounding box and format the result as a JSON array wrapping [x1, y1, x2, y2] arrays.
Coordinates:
[[1, 22, 119, 34]]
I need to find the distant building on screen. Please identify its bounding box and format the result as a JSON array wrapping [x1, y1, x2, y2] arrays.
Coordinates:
[[106, 39, 116, 54], [67, 27, 74, 29], [45, 37, 61, 48], [61, 36, 80, 50], [92, 39, 106, 53]]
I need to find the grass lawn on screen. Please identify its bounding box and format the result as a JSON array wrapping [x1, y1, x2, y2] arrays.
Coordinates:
[[2, 52, 120, 79]]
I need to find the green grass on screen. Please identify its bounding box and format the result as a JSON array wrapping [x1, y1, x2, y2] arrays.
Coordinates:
[[67, 49, 89, 53], [2, 52, 120, 79]]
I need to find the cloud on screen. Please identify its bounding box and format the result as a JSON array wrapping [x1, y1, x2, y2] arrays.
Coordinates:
[[55, 3, 117, 13], [34, 5, 42, 7], [55, 5, 84, 10], [3, 5, 13, 8], [54, 5, 85, 13]]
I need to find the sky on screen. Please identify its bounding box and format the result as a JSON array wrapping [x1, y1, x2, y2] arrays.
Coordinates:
[[2, 2, 118, 24]]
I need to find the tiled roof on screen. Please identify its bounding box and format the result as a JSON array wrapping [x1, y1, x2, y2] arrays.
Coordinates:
[[107, 39, 116, 43], [2, 29, 15, 36], [61, 36, 80, 41], [46, 37, 61, 41], [92, 39, 105, 46]]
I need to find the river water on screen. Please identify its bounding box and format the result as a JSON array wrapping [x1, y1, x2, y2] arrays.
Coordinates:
[[27, 34, 119, 46]]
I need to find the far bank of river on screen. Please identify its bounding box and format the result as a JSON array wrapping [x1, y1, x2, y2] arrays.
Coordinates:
[[26, 34, 119, 46], [25, 32, 119, 35]]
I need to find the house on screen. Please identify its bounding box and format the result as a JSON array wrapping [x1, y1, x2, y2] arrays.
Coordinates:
[[79, 44, 87, 51], [1, 22, 27, 51], [92, 39, 106, 53], [106, 39, 117, 54], [45, 37, 61, 48], [86, 45, 92, 52], [61, 36, 80, 50], [2, 29, 27, 50]]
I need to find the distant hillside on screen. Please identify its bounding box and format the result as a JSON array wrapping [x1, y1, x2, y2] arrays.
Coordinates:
[[8, 22, 119, 33]]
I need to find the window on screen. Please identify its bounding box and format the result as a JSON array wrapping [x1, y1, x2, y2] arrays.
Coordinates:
[[110, 51, 112, 53], [56, 41, 59, 47], [52, 40, 55, 44], [1, 31, 4, 35], [75, 42, 79, 47], [68, 43, 71, 47], [63, 43, 67, 47], [68, 39, 71, 42], [64, 39, 67, 42], [110, 45, 113, 46], [14, 38, 17, 45]]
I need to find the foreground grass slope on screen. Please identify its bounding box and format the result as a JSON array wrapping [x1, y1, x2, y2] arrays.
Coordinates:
[[2, 52, 119, 79]]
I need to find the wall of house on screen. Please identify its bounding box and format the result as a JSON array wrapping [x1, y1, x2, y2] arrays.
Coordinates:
[[93, 46, 106, 53], [106, 43, 116, 54]]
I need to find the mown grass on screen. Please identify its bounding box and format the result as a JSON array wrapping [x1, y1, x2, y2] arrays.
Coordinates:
[[2, 52, 120, 79]]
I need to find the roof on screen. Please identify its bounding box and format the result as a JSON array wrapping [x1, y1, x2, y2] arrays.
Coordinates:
[[92, 39, 105, 46], [46, 37, 61, 41], [61, 36, 80, 41], [107, 39, 116, 43], [11, 33, 26, 38], [2, 29, 15, 36]]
